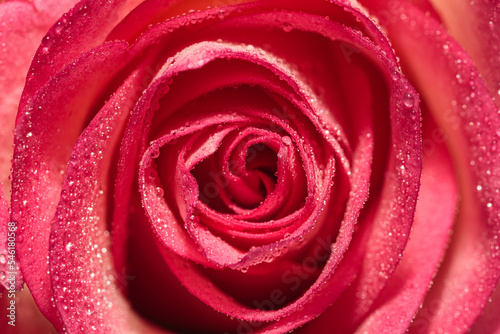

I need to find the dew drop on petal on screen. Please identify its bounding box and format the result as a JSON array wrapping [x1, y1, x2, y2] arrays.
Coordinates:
[[54, 24, 64, 35], [282, 22, 293, 32], [403, 93, 415, 108], [282, 136, 292, 146]]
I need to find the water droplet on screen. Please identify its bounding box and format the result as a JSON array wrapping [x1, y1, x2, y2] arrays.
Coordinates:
[[281, 136, 292, 146], [63, 231, 72, 244], [54, 24, 64, 35], [40, 36, 54, 54], [282, 22, 293, 32], [391, 71, 400, 81], [85, 300, 95, 314], [0, 254, 6, 264], [403, 93, 414, 108]]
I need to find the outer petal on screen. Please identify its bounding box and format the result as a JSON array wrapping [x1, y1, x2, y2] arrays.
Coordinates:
[[19, 0, 145, 111], [0, 0, 78, 194], [358, 1, 500, 332], [428, 0, 500, 106], [48, 63, 168, 334], [353, 114, 457, 333], [0, 185, 11, 290], [12, 43, 132, 331]]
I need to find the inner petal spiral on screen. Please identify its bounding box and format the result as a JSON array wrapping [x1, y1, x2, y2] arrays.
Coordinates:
[[193, 139, 279, 212]]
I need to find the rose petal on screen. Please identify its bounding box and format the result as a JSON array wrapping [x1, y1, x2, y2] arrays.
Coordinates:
[[110, 1, 422, 330], [347, 113, 458, 333], [48, 67, 168, 334], [427, 0, 500, 106], [0, 0, 78, 192], [12, 42, 130, 331], [153, 46, 415, 332], [0, 287, 58, 334], [359, 2, 500, 332], [19, 0, 144, 111], [124, 198, 245, 332], [0, 184, 12, 290], [470, 281, 500, 333]]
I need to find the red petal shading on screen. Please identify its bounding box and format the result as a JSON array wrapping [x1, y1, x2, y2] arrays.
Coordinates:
[[359, 2, 500, 333], [0, 0, 78, 193], [110, 0, 404, 282], [0, 288, 58, 334], [265, 64, 420, 334], [470, 281, 500, 333]]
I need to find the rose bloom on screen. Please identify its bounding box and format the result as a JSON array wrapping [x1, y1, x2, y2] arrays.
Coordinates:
[[0, 0, 499, 333]]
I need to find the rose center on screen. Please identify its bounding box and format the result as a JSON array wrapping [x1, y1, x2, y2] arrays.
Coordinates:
[[192, 142, 279, 212]]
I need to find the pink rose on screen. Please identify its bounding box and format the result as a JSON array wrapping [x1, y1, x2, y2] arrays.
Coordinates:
[[1, 0, 499, 333]]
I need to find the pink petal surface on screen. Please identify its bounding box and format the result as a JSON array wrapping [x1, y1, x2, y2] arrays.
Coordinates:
[[19, 0, 144, 112], [0, 0, 78, 194], [356, 1, 500, 333], [0, 185, 11, 290], [12, 42, 131, 330], [48, 66, 168, 334], [428, 0, 500, 106], [98, 1, 422, 332], [135, 41, 338, 272], [352, 114, 457, 333], [110, 3, 406, 292]]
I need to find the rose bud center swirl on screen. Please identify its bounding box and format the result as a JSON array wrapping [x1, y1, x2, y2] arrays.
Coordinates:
[[130, 40, 365, 321]]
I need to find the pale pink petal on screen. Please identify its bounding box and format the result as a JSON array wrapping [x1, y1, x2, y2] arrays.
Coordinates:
[[0, 0, 78, 193], [428, 0, 500, 106]]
